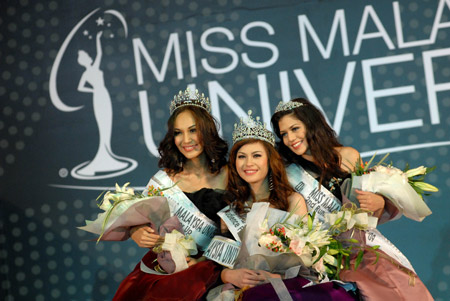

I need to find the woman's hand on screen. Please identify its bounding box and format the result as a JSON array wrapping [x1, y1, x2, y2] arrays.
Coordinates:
[[129, 224, 163, 248], [355, 189, 385, 218], [221, 268, 266, 288], [256, 270, 281, 280]]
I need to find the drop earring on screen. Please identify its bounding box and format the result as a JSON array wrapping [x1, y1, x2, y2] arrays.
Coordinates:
[[269, 173, 274, 191]]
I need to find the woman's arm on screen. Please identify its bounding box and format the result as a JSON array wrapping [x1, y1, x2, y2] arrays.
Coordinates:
[[339, 147, 385, 218], [221, 268, 266, 288], [77, 73, 93, 93], [93, 31, 103, 68], [339, 146, 360, 172], [129, 224, 163, 248], [354, 189, 385, 219], [288, 192, 307, 217]]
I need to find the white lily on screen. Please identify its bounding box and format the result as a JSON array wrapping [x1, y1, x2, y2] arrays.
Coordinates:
[[414, 181, 439, 192], [99, 192, 113, 211], [115, 182, 135, 195], [404, 166, 427, 178], [306, 227, 331, 247]]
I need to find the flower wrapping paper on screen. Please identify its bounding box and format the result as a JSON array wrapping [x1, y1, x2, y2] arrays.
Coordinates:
[[78, 196, 171, 241], [351, 172, 432, 222]]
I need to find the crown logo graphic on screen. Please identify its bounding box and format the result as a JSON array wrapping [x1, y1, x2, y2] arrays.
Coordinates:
[[232, 110, 275, 146], [169, 87, 211, 115], [274, 100, 304, 114]]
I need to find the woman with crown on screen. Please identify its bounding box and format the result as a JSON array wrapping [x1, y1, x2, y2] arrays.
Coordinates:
[[270, 98, 433, 300], [113, 88, 229, 300], [208, 111, 358, 300]]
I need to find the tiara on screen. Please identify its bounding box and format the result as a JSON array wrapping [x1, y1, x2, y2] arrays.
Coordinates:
[[274, 100, 304, 114], [169, 87, 211, 115], [232, 110, 275, 146]]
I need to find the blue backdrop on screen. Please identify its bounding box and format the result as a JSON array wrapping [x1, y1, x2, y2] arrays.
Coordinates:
[[1, 0, 449, 300]]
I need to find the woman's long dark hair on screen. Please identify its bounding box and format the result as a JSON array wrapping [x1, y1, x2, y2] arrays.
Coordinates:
[[271, 98, 349, 185], [226, 139, 294, 214], [158, 106, 228, 175]]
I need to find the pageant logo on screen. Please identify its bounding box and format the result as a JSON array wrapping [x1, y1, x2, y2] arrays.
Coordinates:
[[49, 8, 137, 180]]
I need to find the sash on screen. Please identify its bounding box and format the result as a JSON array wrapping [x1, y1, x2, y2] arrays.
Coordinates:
[[217, 205, 246, 242], [365, 228, 415, 272], [146, 170, 218, 250], [203, 236, 241, 269], [286, 164, 415, 272], [286, 164, 342, 220]]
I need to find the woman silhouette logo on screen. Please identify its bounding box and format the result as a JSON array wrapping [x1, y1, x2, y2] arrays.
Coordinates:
[[49, 9, 137, 180], [73, 31, 137, 179]]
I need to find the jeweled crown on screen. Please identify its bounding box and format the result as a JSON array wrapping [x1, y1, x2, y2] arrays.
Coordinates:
[[232, 110, 275, 146], [169, 87, 211, 115], [274, 100, 304, 114]]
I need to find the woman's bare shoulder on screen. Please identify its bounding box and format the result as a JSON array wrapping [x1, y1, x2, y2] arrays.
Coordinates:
[[287, 192, 307, 216], [336, 146, 360, 172], [213, 165, 228, 190]]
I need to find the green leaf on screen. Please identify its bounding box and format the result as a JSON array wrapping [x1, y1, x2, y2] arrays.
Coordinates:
[[307, 214, 313, 231], [345, 254, 351, 270], [341, 250, 351, 256], [373, 251, 380, 265], [95, 190, 107, 207], [426, 166, 436, 173], [354, 250, 364, 270], [335, 253, 342, 278], [328, 249, 339, 255], [403, 162, 410, 172], [376, 153, 390, 167]]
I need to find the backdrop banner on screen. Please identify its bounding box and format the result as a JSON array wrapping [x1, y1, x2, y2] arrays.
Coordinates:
[[1, 0, 449, 299]]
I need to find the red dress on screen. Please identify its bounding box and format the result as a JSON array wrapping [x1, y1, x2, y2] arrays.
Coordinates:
[[113, 251, 222, 301], [113, 188, 227, 301]]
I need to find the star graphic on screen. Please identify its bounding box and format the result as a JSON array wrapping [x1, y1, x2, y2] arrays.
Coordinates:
[[96, 17, 105, 26], [83, 30, 89, 36]]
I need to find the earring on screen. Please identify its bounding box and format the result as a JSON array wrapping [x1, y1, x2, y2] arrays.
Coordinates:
[[177, 157, 183, 168], [269, 173, 274, 191], [211, 158, 216, 164]]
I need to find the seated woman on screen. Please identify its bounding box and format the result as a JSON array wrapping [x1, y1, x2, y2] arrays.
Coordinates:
[[209, 111, 357, 300], [271, 98, 433, 300], [113, 88, 228, 301]]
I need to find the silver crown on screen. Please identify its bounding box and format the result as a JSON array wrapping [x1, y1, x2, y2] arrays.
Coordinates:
[[232, 110, 275, 146], [169, 87, 211, 115], [274, 100, 304, 114]]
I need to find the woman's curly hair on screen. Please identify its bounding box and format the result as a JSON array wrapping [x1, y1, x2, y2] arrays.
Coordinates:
[[271, 98, 349, 185], [158, 106, 228, 175]]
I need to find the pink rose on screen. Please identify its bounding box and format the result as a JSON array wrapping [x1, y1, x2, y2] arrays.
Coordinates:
[[289, 239, 306, 256]]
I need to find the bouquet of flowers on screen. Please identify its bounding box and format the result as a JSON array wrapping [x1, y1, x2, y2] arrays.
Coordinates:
[[78, 182, 200, 274], [346, 154, 437, 221], [257, 204, 379, 280], [78, 183, 174, 242]]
